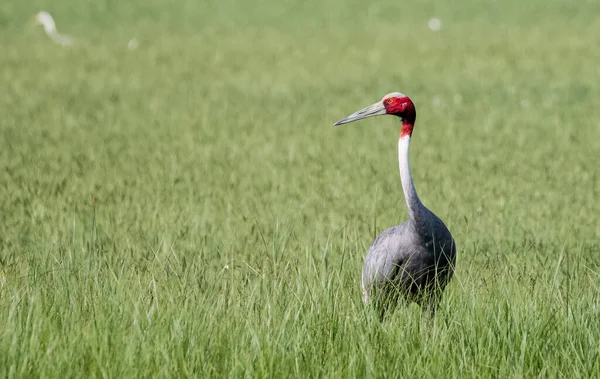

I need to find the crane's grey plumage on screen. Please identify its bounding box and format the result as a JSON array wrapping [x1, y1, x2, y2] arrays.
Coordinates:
[[334, 92, 456, 317]]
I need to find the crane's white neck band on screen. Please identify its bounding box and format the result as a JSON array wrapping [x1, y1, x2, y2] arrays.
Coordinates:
[[398, 136, 421, 215]]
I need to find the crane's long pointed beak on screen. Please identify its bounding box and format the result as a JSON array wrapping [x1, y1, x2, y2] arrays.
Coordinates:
[[333, 101, 386, 126]]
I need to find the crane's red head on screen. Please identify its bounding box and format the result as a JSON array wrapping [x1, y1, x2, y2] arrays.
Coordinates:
[[333, 92, 417, 138]]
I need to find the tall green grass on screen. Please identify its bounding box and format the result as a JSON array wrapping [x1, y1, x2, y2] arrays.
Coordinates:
[[1, 0, 599, 376]]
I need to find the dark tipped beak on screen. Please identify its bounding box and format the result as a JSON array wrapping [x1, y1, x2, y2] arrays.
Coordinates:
[[334, 101, 386, 126]]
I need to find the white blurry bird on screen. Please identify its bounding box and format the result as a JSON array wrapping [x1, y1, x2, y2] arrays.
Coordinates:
[[32, 11, 74, 46], [127, 38, 139, 50], [428, 18, 442, 32]]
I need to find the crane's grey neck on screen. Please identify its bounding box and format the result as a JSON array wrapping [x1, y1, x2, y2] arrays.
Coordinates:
[[398, 136, 423, 218]]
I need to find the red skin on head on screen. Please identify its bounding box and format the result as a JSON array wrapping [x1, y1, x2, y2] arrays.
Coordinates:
[[383, 96, 416, 138]]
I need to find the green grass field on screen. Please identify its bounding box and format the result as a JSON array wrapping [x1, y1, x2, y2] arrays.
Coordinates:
[[1, 0, 600, 377]]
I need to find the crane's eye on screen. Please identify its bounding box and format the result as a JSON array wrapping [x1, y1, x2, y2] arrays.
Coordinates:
[[386, 98, 394, 104]]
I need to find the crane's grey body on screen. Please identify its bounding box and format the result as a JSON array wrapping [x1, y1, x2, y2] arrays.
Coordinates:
[[361, 204, 456, 313]]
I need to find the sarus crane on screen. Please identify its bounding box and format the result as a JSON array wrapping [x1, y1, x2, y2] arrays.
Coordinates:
[[334, 92, 456, 317]]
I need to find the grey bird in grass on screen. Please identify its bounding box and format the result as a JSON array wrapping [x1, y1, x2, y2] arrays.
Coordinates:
[[334, 92, 456, 317]]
